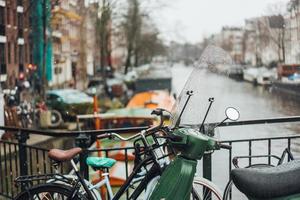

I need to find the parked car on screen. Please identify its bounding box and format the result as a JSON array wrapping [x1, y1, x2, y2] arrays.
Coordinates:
[[46, 89, 94, 123]]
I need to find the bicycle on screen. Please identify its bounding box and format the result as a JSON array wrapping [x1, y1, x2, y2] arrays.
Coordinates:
[[14, 106, 231, 200]]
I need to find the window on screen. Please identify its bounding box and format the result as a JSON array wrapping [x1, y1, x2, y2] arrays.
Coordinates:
[[0, 7, 4, 35], [6, 7, 10, 25], [0, 44, 5, 63], [0, 7, 4, 25], [18, 13, 23, 28], [18, 29, 23, 38], [0, 44, 6, 75], [18, 45, 24, 64], [17, 0, 23, 7]]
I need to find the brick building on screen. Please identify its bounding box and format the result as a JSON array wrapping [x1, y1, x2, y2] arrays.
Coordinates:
[[0, 0, 31, 88]]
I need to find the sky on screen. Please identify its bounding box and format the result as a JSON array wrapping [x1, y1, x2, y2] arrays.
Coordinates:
[[150, 0, 288, 44]]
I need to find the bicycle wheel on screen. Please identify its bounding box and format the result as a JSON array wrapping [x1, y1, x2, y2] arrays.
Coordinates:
[[223, 164, 273, 200], [191, 177, 222, 200], [14, 183, 87, 200]]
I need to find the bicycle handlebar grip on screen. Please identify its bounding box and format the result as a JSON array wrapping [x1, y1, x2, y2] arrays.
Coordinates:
[[219, 143, 232, 150], [169, 134, 183, 142]]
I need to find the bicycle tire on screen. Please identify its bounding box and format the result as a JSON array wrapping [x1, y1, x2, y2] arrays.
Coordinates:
[[14, 183, 87, 200], [191, 177, 223, 200], [223, 164, 273, 200]]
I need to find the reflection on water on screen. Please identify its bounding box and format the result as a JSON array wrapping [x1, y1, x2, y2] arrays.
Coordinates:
[[172, 64, 300, 196]]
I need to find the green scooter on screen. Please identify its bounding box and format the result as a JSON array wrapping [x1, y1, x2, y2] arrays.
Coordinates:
[[148, 99, 236, 200], [148, 46, 238, 200], [149, 45, 300, 200]]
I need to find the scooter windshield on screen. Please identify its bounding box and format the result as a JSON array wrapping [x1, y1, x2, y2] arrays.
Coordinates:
[[170, 45, 233, 128]]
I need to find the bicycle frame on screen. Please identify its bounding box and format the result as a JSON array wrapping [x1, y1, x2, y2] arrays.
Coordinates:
[[69, 131, 171, 200]]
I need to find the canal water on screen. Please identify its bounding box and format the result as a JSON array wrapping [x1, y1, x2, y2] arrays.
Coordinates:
[[171, 63, 300, 196], [172, 63, 300, 140]]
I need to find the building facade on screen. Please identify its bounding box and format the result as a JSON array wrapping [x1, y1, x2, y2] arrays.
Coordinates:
[[285, 1, 300, 64], [243, 16, 283, 66], [220, 26, 244, 64], [0, 0, 31, 88], [50, 0, 97, 89]]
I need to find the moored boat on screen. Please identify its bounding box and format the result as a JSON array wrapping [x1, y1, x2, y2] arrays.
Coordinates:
[[243, 67, 259, 83], [272, 75, 300, 97], [127, 90, 175, 111]]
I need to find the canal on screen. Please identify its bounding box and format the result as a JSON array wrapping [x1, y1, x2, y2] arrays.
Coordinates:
[[172, 63, 300, 196], [172, 63, 300, 140]]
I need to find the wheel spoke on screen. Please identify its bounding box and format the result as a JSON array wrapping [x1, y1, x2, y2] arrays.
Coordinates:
[[192, 179, 222, 200], [15, 184, 81, 200]]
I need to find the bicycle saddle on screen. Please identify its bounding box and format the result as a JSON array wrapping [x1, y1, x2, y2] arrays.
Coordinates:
[[231, 160, 300, 199], [86, 157, 116, 170], [48, 147, 82, 162]]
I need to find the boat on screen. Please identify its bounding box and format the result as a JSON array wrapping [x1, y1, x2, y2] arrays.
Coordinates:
[[277, 64, 300, 79], [243, 67, 259, 83], [272, 74, 300, 97], [134, 65, 172, 92], [256, 68, 277, 86], [226, 66, 243, 80], [127, 90, 175, 111], [104, 107, 155, 128], [243, 67, 276, 85]]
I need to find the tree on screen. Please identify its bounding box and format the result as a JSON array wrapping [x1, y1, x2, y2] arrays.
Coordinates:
[[96, 0, 113, 78], [78, 0, 88, 88], [257, 15, 285, 63], [122, 0, 142, 74], [264, 2, 287, 63], [136, 31, 166, 64]]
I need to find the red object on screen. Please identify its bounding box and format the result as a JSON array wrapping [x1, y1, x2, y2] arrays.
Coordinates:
[[19, 72, 25, 80], [278, 64, 300, 79]]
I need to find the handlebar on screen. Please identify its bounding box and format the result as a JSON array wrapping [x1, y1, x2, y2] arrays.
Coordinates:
[[97, 131, 144, 141], [219, 143, 232, 150], [97, 108, 176, 142]]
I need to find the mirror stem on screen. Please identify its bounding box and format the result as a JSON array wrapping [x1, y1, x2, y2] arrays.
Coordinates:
[[175, 90, 193, 128], [199, 97, 214, 133], [209, 117, 229, 133]]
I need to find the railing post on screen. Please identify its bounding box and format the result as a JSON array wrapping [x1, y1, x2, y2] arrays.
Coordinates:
[[203, 125, 213, 181], [16, 130, 29, 191], [75, 133, 90, 180], [203, 153, 212, 180]]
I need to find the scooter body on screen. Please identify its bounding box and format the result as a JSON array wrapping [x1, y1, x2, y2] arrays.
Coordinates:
[[148, 128, 217, 200], [148, 156, 197, 200]]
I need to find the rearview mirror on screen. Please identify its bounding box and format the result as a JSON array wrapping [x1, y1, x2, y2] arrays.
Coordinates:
[[225, 107, 240, 121]]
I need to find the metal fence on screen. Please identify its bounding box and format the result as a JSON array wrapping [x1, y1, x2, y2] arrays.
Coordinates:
[[0, 126, 146, 199], [0, 116, 300, 199]]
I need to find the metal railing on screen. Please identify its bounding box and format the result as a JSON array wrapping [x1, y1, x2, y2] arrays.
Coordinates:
[[0, 126, 147, 199], [0, 116, 300, 199], [202, 116, 300, 199]]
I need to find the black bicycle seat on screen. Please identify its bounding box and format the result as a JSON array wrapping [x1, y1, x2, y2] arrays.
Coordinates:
[[231, 160, 300, 199]]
